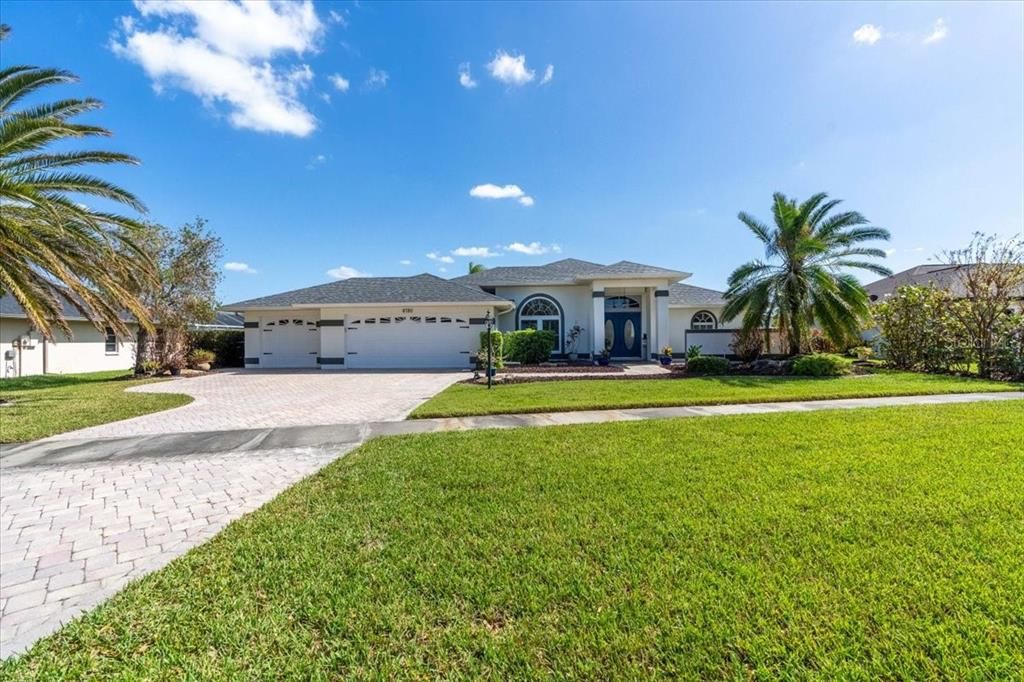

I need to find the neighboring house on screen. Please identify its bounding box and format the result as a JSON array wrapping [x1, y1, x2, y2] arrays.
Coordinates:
[[865, 264, 1024, 309], [224, 259, 738, 369], [0, 294, 137, 379]]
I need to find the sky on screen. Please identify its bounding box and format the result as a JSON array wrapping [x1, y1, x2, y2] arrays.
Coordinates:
[[3, 0, 1022, 304]]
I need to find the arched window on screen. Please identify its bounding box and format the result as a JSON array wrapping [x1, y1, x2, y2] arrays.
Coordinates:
[[691, 310, 717, 330], [518, 295, 563, 351], [605, 296, 640, 310]]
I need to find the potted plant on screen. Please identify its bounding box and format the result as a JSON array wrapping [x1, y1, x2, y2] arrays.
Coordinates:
[[188, 349, 216, 371], [660, 345, 673, 366], [565, 324, 585, 362], [164, 354, 186, 376], [596, 346, 611, 367]]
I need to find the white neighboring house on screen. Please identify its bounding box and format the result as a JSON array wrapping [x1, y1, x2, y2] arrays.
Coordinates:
[[224, 259, 740, 369], [0, 294, 137, 379]]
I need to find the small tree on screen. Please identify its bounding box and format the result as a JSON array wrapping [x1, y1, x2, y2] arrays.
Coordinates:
[[873, 285, 971, 373], [134, 218, 223, 371], [942, 234, 1024, 378]]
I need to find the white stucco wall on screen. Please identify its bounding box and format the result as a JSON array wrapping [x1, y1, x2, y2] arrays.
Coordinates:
[[1, 317, 137, 378], [669, 305, 730, 353], [493, 285, 595, 354]]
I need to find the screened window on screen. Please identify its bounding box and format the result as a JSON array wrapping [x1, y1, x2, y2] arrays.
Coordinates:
[[690, 311, 717, 330], [519, 295, 562, 352], [104, 327, 117, 354]]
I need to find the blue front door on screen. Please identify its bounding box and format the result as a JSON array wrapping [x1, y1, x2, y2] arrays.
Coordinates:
[[606, 312, 642, 358]]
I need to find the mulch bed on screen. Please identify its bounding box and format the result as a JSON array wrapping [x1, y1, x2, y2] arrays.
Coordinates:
[[464, 370, 686, 385], [499, 364, 625, 374]]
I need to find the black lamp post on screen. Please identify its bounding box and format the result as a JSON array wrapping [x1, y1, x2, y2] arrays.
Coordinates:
[[484, 309, 493, 389]]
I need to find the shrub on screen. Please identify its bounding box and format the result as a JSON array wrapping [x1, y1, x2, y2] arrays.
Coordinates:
[[503, 329, 556, 364], [686, 344, 703, 360], [730, 328, 763, 362], [873, 286, 971, 373], [847, 345, 873, 360], [791, 353, 852, 377], [808, 329, 838, 354], [993, 313, 1024, 381], [188, 330, 244, 367], [685, 355, 730, 375], [478, 330, 504, 369], [188, 349, 216, 367]]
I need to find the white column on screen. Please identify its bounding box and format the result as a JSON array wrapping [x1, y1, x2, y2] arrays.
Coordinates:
[[592, 289, 605, 356], [655, 289, 671, 357]]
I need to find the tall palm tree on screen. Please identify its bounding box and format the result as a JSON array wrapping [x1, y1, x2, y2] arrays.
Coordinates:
[[722, 192, 891, 355], [0, 26, 155, 339], [468, 261, 486, 274]]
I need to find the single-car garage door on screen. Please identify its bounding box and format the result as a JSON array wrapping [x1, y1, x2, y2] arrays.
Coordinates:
[[260, 315, 319, 368], [346, 314, 476, 369]]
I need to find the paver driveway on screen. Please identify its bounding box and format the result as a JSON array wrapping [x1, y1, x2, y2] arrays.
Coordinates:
[[47, 369, 465, 440], [0, 446, 350, 658]]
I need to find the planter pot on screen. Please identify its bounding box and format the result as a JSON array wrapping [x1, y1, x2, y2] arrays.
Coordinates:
[[597, 357, 611, 367], [660, 356, 672, 366], [169, 367, 182, 376], [487, 367, 497, 377]]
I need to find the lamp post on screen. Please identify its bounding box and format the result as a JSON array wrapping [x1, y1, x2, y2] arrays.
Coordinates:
[[484, 310, 494, 389]]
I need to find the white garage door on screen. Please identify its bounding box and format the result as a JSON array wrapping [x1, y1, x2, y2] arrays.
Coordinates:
[[260, 315, 319, 368], [346, 314, 476, 369]]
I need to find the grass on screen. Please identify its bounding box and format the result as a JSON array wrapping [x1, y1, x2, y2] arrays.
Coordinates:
[[411, 370, 1021, 418], [0, 370, 191, 443], [4, 402, 1022, 679]]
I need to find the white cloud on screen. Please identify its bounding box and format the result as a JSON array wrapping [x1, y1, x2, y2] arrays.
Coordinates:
[[451, 246, 499, 258], [486, 50, 535, 86], [306, 153, 326, 169], [438, 266, 448, 273], [503, 242, 560, 256], [224, 261, 257, 274], [399, 259, 412, 266], [853, 24, 882, 45], [426, 252, 454, 264], [458, 62, 477, 89], [923, 18, 948, 44], [365, 67, 389, 89], [469, 183, 535, 207], [112, 0, 322, 136], [328, 9, 348, 27], [318, 92, 331, 103], [328, 73, 350, 92], [326, 265, 369, 279], [540, 64, 554, 85], [470, 183, 525, 200]]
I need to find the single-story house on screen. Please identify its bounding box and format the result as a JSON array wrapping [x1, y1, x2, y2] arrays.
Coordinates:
[[224, 259, 738, 369], [866, 264, 1024, 312], [1, 293, 138, 379]]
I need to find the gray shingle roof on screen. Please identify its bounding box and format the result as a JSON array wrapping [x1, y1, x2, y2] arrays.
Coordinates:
[[865, 264, 1024, 301], [191, 311, 245, 329], [667, 283, 726, 306], [0, 293, 134, 322], [454, 258, 687, 285], [224, 274, 510, 309]]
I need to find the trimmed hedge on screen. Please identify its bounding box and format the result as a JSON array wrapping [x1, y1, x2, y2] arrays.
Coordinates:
[[188, 330, 244, 368], [685, 356, 730, 376], [792, 353, 853, 377], [479, 331, 505, 369], [503, 329, 557, 365]]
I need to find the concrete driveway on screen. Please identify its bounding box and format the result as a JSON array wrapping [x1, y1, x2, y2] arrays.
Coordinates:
[[47, 369, 466, 440]]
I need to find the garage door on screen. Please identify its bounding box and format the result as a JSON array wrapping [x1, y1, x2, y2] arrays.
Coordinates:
[[260, 315, 319, 368], [346, 314, 476, 369]]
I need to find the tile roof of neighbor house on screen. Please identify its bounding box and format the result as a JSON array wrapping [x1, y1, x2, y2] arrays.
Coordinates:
[[0, 293, 135, 323], [191, 312, 245, 330], [453, 258, 689, 285], [864, 264, 1024, 301], [667, 283, 727, 306], [223, 274, 512, 309]]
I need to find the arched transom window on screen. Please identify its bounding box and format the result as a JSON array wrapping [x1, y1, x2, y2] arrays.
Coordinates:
[[690, 310, 717, 330], [519, 295, 562, 351], [605, 296, 640, 310]]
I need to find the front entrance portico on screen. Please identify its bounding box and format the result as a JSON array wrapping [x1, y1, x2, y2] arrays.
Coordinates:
[[591, 282, 672, 360]]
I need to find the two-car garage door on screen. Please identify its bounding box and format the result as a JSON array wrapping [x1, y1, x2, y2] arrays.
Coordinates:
[[346, 314, 476, 369]]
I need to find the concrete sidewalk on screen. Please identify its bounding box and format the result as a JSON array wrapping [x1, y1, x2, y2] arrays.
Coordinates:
[[4, 390, 1019, 469]]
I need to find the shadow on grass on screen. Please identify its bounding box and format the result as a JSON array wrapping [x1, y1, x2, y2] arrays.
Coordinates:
[[0, 370, 133, 392]]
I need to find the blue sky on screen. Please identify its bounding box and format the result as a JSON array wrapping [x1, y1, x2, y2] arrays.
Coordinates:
[[3, 1, 1022, 303]]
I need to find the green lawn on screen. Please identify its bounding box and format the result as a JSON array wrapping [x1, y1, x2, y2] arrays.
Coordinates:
[[0, 370, 192, 443], [5, 402, 1022, 679], [412, 371, 1021, 418]]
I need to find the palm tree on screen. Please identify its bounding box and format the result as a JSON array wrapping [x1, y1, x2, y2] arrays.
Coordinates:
[[468, 261, 486, 274], [0, 26, 155, 340], [722, 192, 891, 355]]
